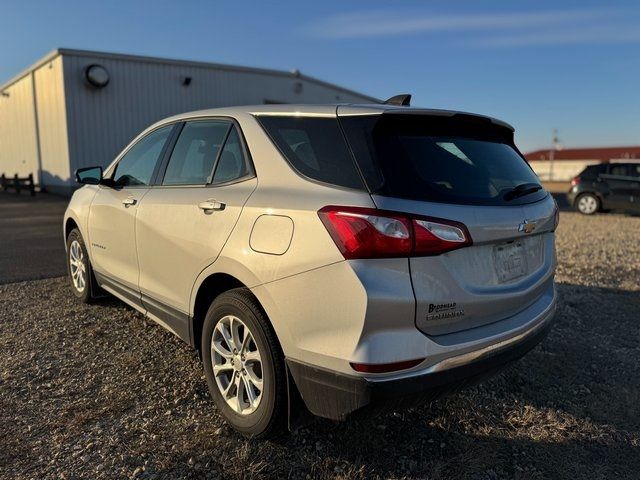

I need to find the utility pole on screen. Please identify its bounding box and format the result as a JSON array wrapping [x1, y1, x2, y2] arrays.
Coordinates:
[[549, 129, 560, 181]]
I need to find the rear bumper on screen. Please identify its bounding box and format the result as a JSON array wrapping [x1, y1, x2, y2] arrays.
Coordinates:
[[287, 302, 555, 420]]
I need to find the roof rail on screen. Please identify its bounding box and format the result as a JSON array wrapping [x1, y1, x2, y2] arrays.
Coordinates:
[[384, 94, 411, 106]]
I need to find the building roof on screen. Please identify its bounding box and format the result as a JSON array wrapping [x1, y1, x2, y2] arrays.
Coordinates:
[[0, 48, 380, 103], [525, 146, 640, 162]]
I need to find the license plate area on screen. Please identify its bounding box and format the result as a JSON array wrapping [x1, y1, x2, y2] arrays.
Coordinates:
[[493, 241, 527, 283]]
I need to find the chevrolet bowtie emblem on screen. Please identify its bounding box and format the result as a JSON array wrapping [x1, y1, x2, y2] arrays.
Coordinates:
[[518, 219, 536, 234]]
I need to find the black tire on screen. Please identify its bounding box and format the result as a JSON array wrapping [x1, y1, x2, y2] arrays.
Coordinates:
[[575, 193, 600, 215], [201, 288, 287, 438], [66, 228, 102, 303]]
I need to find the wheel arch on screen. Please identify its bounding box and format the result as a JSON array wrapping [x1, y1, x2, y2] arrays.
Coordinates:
[[575, 189, 601, 198], [189, 255, 288, 352], [63, 214, 85, 256], [65, 217, 79, 240], [63, 213, 93, 263], [191, 272, 247, 354]]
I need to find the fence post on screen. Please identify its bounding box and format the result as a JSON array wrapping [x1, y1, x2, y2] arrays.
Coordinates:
[[28, 173, 35, 196], [14, 173, 20, 195]]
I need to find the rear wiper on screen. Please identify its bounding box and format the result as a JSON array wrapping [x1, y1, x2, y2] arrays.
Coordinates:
[[503, 182, 543, 201]]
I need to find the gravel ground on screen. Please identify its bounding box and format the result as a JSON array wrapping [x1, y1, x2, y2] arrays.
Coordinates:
[[1, 211, 639, 479]]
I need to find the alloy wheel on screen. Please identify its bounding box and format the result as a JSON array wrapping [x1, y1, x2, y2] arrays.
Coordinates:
[[69, 240, 86, 292], [211, 315, 264, 415]]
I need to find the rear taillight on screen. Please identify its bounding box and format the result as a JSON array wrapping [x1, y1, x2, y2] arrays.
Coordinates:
[[412, 218, 469, 256], [318, 206, 472, 259], [317, 207, 411, 258], [570, 176, 581, 186]]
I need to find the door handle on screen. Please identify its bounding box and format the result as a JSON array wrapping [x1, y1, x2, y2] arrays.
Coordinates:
[[122, 197, 137, 207], [198, 199, 225, 212]]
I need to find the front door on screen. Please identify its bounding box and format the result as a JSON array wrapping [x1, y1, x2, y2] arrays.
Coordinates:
[[135, 120, 257, 328], [88, 124, 174, 297]]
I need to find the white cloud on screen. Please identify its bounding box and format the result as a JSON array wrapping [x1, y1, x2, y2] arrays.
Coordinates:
[[305, 9, 616, 39], [466, 27, 640, 48]]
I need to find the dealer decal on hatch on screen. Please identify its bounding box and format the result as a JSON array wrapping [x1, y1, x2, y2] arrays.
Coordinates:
[[426, 302, 465, 321]]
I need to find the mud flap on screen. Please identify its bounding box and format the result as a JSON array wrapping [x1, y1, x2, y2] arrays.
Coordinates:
[[286, 361, 315, 431], [286, 359, 371, 421]]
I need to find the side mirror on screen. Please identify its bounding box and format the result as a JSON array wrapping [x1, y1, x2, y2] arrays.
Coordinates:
[[75, 166, 103, 185]]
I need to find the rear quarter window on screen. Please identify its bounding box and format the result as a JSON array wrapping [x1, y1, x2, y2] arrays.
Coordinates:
[[581, 165, 606, 178], [257, 116, 365, 190]]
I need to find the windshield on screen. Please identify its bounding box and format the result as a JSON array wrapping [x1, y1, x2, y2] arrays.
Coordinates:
[[340, 113, 547, 206]]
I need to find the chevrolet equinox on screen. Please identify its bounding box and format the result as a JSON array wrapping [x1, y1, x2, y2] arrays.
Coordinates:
[[64, 99, 558, 438]]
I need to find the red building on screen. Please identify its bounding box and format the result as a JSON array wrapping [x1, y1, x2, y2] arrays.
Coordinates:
[[525, 146, 640, 162], [524, 146, 640, 181]]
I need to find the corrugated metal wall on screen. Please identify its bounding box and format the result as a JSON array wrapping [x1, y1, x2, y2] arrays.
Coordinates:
[[0, 56, 69, 188], [63, 53, 372, 183], [1, 49, 375, 194], [34, 56, 70, 188], [0, 74, 38, 180]]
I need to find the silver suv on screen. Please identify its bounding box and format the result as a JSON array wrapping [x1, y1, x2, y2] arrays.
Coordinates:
[[64, 101, 558, 438]]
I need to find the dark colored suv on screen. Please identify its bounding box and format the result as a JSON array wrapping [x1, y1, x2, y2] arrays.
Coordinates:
[[567, 163, 640, 214]]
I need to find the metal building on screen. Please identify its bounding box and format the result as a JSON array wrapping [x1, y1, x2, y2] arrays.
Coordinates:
[[0, 49, 378, 195]]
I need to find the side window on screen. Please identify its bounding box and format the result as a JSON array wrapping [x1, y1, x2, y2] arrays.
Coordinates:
[[258, 116, 365, 190], [583, 165, 603, 178], [628, 164, 640, 177], [609, 164, 629, 177], [163, 121, 231, 185], [113, 125, 173, 186], [211, 126, 250, 184]]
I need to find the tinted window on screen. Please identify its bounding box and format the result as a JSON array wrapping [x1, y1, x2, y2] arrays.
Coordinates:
[[258, 116, 365, 190], [609, 165, 629, 177], [341, 114, 546, 206], [212, 127, 249, 184], [113, 125, 173, 186], [163, 121, 231, 185], [581, 164, 606, 178], [628, 164, 640, 177]]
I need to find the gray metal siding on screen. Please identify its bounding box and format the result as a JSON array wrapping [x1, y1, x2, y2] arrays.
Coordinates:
[[64, 53, 372, 177]]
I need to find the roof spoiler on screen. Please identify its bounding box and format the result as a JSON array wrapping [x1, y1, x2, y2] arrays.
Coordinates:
[[383, 94, 411, 106]]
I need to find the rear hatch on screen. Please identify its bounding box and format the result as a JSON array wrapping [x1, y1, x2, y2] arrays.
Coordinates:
[[339, 109, 557, 336]]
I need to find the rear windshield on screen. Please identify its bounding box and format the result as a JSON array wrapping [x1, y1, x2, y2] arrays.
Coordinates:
[[340, 114, 547, 206]]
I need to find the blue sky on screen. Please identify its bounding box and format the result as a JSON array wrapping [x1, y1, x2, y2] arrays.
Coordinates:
[[1, 0, 639, 152]]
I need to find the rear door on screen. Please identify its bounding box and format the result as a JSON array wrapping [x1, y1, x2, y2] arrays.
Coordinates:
[[88, 124, 174, 297], [340, 111, 556, 335], [135, 119, 256, 335], [602, 164, 633, 209], [625, 164, 640, 211]]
